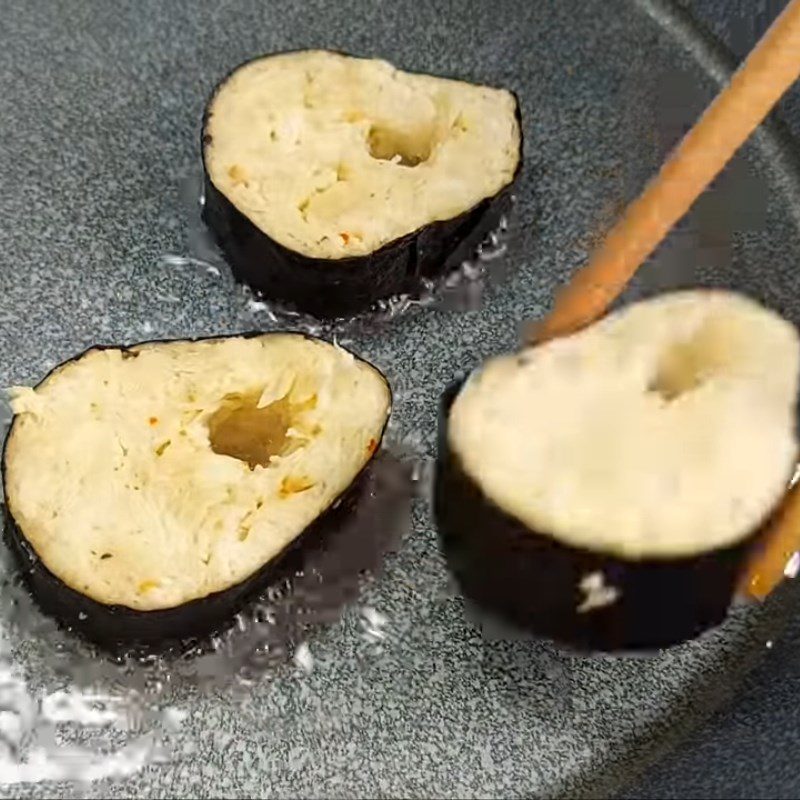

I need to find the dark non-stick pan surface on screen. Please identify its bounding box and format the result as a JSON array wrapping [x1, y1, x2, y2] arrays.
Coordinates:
[[1, 0, 799, 797]]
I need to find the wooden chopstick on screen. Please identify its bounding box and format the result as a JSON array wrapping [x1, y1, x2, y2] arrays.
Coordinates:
[[739, 476, 800, 600], [528, 0, 800, 346]]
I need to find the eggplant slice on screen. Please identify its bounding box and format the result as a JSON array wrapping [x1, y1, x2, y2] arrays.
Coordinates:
[[202, 50, 522, 318], [2, 332, 391, 647], [436, 290, 800, 651]]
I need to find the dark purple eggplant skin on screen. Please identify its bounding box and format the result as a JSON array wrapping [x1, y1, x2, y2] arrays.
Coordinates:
[[200, 51, 523, 319], [1, 331, 391, 652], [434, 380, 770, 653]]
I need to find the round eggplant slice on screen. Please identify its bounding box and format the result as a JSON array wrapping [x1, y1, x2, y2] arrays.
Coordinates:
[[435, 290, 800, 652], [2, 332, 391, 648], [201, 50, 522, 318]]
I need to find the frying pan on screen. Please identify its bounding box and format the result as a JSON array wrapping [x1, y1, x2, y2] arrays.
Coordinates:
[[0, 0, 798, 796]]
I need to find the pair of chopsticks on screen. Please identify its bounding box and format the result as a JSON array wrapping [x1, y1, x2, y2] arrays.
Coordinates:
[[527, 0, 800, 600]]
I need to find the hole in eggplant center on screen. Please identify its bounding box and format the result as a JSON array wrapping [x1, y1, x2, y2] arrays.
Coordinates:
[[208, 391, 306, 469], [367, 124, 432, 167], [647, 318, 739, 401], [648, 343, 707, 401]]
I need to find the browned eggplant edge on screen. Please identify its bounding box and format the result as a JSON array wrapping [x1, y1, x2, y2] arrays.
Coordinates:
[[200, 49, 524, 319], [1, 331, 392, 652]]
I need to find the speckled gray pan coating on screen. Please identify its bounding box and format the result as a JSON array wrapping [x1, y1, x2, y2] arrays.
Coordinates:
[[1, 0, 800, 797]]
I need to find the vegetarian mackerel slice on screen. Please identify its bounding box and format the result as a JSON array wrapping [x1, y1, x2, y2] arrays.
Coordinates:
[[3, 332, 391, 647], [202, 49, 522, 318], [436, 290, 800, 651]]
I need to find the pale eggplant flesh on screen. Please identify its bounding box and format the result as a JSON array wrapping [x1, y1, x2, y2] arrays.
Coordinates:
[[2, 332, 391, 649], [436, 291, 800, 651], [201, 50, 523, 318]]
